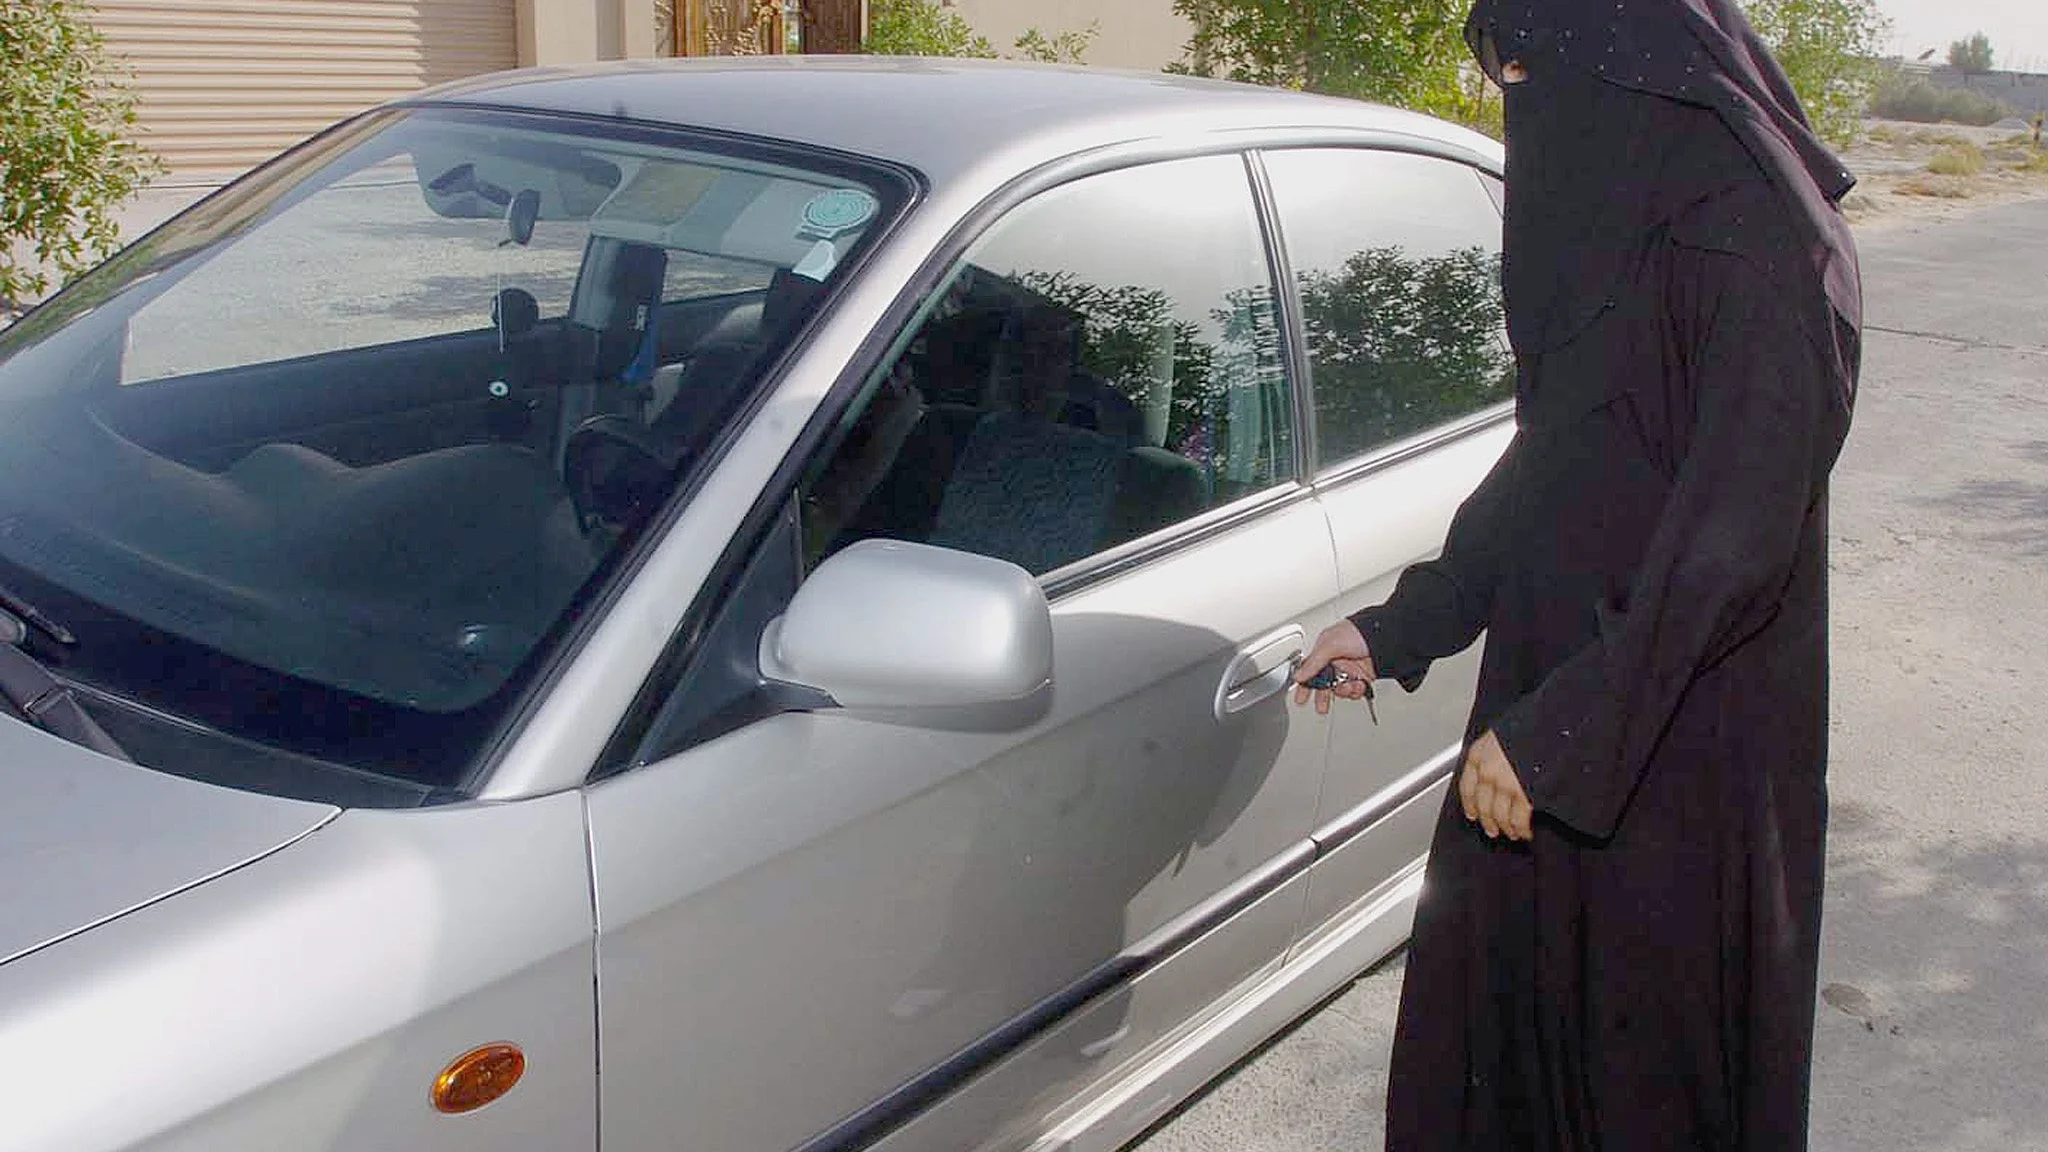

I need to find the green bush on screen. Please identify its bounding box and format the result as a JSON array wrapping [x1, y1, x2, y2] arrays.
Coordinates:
[[1740, 0, 1890, 147], [862, 0, 1096, 65], [1167, 0, 1474, 123], [1012, 24, 1098, 65], [1868, 73, 2015, 126], [863, 0, 996, 58], [0, 0, 162, 316]]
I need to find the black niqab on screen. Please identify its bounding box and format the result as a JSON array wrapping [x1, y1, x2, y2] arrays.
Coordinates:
[[1465, 0, 1860, 365]]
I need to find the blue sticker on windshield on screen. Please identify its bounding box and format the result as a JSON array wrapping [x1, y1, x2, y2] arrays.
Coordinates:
[[799, 188, 879, 240]]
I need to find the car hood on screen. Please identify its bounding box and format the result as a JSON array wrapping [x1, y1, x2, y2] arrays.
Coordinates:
[[0, 714, 338, 968]]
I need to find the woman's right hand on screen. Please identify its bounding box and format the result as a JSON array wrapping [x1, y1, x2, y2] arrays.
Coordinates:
[[1292, 619, 1378, 715]]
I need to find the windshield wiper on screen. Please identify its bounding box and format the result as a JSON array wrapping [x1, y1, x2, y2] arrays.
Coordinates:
[[0, 582, 74, 646], [0, 607, 131, 762]]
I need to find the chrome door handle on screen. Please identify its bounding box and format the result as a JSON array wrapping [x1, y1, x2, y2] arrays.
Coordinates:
[[1214, 625, 1306, 719]]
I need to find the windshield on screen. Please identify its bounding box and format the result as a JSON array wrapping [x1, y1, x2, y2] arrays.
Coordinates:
[[0, 106, 901, 804]]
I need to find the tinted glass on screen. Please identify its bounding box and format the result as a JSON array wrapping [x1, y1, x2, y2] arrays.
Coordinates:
[[802, 154, 1293, 576], [0, 107, 898, 800], [1263, 149, 1511, 469]]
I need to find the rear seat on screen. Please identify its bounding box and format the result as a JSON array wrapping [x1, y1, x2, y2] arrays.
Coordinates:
[[830, 296, 1209, 574]]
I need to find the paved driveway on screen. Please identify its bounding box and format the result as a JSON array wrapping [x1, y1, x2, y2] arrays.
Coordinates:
[[1134, 196, 2048, 1152]]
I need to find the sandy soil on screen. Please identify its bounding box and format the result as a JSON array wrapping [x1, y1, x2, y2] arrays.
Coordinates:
[[1842, 117, 2048, 232]]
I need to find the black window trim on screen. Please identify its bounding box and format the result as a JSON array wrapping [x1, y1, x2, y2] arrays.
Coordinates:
[[1244, 150, 1318, 499], [587, 127, 1498, 781], [1312, 399, 1516, 496]]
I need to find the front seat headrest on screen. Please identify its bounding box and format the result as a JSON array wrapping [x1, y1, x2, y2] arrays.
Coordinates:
[[762, 267, 825, 337], [987, 301, 1085, 420], [590, 242, 669, 381], [493, 287, 541, 340]]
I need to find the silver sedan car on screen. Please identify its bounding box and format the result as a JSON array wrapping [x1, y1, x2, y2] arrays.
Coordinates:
[[0, 58, 1511, 1152]]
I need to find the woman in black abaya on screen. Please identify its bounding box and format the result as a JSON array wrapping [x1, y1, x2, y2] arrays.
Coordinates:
[[1293, 0, 1862, 1147]]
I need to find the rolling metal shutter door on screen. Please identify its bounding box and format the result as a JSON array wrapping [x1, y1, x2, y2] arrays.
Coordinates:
[[92, 0, 517, 177]]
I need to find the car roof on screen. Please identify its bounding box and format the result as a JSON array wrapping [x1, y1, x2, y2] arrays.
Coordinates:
[[407, 56, 1501, 191]]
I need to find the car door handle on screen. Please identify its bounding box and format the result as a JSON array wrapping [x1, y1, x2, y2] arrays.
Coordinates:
[[1214, 625, 1306, 719]]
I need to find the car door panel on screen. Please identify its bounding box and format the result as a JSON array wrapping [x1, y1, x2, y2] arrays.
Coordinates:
[[582, 147, 1347, 1152], [1300, 420, 1512, 934], [585, 499, 1339, 1152], [866, 869, 1313, 1152]]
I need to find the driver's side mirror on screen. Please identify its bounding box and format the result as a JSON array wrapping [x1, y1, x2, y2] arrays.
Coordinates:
[[759, 540, 1053, 710]]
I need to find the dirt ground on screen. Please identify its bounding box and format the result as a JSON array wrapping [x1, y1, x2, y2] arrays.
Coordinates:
[[1841, 117, 2048, 231]]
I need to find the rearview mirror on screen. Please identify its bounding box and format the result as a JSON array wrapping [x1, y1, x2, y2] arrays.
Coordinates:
[[415, 152, 620, 222], [506, 188, 542, 247], [759, 541, 1053, 710]]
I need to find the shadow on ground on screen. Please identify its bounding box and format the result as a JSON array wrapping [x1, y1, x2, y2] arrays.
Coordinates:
[[1811, 799, 2048, 1151]]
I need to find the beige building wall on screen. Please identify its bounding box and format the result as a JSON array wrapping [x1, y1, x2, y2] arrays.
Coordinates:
[[945, 0, 1190, 71], [520, 0, 661, 66], [93, 0, 661, 179]]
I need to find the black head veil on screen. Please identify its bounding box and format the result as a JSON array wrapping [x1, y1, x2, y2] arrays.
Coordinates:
[[1466, 0, 1860, 367]]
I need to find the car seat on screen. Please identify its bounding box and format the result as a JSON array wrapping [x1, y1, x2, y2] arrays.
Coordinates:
[[920, 301, 1206, 574]]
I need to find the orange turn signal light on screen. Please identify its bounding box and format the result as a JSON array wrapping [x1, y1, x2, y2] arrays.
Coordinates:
[[432, 1043, 526, 1114]]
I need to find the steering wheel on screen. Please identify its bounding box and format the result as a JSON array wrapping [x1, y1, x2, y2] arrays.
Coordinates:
[[562, 414, 681, 536]]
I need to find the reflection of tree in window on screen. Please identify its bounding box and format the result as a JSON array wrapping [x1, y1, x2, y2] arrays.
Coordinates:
[[1014, 270, 1290, 495], [1299, 246, 1511, 464]]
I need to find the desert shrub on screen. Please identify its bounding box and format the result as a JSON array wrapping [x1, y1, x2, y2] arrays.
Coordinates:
[[1925, 142, 1987, 176], [1869, 73, 2014, 125], [1899, 175, 1976, 198]]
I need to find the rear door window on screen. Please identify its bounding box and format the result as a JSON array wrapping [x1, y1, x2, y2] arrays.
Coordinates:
[[1261, 148, 1511, 470]]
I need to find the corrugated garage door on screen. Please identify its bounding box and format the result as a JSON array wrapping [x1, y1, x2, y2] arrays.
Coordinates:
[[92, 0, 518, 177]]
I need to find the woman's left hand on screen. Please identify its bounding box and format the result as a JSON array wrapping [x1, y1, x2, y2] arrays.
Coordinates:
[[1460, 731, 1534, 842]]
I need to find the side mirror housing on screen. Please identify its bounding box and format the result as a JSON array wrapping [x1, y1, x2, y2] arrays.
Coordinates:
[[760, 541, 1053, 710]]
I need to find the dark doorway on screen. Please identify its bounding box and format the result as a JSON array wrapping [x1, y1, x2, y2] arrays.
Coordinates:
[[801, 0, 865, 54]]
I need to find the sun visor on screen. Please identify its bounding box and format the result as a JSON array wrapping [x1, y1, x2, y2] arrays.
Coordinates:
[[586, 160, 881, 271]]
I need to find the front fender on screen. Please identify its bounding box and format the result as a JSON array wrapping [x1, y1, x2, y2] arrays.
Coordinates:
[[0, 793, 597, 1152]]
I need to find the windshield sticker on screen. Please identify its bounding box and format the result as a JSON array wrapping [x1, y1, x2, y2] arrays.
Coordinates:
[[793, 239, 840, 282], [798, 188, 879, 241]]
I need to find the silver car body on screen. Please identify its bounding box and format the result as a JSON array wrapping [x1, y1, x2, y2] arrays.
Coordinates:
[[0, 59, 1508, 1152]]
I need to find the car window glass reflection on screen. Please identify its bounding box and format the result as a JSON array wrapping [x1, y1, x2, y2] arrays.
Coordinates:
[[803, 154, 1293, 576], [1262, 149, 1512, 468]]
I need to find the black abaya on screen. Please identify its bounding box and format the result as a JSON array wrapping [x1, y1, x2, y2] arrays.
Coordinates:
[[1349, 2, 1862, 1148]]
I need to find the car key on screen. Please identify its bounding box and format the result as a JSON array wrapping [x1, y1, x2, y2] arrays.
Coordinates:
[[1297, 659, 1378, 724]]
